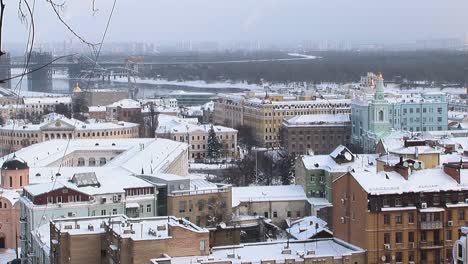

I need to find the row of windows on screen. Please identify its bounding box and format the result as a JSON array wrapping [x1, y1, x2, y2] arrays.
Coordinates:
[[77, 157, 107, 167]]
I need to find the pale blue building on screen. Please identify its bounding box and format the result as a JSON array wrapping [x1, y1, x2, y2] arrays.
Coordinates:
[[351, 74, 448, 153]]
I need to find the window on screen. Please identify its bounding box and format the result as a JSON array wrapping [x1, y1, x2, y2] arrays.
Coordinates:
[[408, 213, 414, 224], [89, 158, 96, 166], [395, 214, 402, 224], [446, 230, 452, 241], [199, 240, 206, 251], [146, 204, 151, 213], [383, 214, 390, 225], [264, 212, 268, 218], [179, 201, 186, 213], [396, 232, 403, 243], [287, 211, 291, 217], [384, 233, 390, 244], [100, 158, 107, 166], [459, 209, 465, 220], [395, 198, 401, 206], [77, 158, 85, 166], [101, 209, 106, 215], [421, 231, 427, 241], [409, 231, 414, 242], [296, 211, 301, 217], [273, 211, 278, 218], [9, 176, 12, 188], [395, 252, 402, 262]]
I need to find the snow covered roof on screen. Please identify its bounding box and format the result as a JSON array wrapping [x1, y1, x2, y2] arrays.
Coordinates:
[[23, 96, 71, 105], [0, 113, 139, 131], [287, 216, 331, 240], [156, 115, 236, 134], [0, 189, 21, 205], [24, 167, 153, 196], [389, 145, 442, 155], [88, 106, 107, 112], [160, 238, 364, 264], [2, 138, 188, 196], [347, 164, 468, 196], [284, 114, 350, 126], [107, 99, 141, 108], [232, 185, 307, 207], [300, 153, 377, 173]]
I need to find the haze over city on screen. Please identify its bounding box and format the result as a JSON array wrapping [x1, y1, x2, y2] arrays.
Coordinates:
[[6, 0, 468, 45], [0, 1, 468, 263]]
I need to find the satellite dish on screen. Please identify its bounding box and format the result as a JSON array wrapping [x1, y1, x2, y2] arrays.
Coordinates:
[[344, 152, 352, 161], [179, 184, 185, 190], [414, 162, 420, 169], [403, 161, 409, 168]]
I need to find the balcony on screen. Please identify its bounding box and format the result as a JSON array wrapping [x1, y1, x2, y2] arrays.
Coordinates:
[[419, 241, 444, 249], [420, 221, 443, 230]]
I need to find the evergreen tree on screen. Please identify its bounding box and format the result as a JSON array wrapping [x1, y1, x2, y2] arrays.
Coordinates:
[[207, 125, 221, 160]]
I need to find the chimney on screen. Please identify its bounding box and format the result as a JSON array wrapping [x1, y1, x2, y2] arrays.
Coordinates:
[[443, 162, 464, 184]]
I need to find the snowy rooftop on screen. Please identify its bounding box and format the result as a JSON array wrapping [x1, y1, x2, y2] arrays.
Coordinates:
[[23, 167, 153, 196], [1, 138, 188, 194], [88, 106, 107, 112], [283, 114, 350, 126], [287, 216, 331, 240], [35, 215, 207, 252], [348, 164, 468, 196], [23, 96, 71, 105], [0, 113, 138, 131], [111, 216, 208, 240], [232, 185, 307, 207], [107, 99, 142, 108], [157, 115, 236, 134], [300, 152, 378, 173], [157, 238, 364, 264]]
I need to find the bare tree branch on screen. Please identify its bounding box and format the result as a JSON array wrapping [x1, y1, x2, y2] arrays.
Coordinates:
[[0, 0, 5, 57], [46, 0, 100, 47]]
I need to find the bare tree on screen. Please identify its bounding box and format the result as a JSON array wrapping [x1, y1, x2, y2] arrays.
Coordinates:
[[207, 193, 229, 227]]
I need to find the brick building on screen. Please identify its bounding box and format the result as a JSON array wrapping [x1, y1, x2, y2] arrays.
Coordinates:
[[282, 113, 351, 155], [32, 215, 209, 264], [333, 150, 468, 264]]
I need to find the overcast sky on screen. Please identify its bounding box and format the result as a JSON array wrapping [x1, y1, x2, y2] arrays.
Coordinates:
[[5, 0, 468, 46]]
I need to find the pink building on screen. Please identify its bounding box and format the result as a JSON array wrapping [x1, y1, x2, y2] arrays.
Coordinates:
[[0, 155, 29, 249]]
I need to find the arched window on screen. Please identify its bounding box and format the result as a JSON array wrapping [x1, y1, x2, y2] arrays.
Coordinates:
[[378, 110, 384, 121], [77, 158, 85, 166], [89, 158, 96, 166], [99, 158, 107, 166]]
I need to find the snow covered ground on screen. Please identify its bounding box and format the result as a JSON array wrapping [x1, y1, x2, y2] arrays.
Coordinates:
[[0, 248, 19, 263], [113, 76, 265, 90]]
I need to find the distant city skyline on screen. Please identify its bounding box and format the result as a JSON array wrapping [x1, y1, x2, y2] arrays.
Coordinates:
[[4, 0, 468, 49]]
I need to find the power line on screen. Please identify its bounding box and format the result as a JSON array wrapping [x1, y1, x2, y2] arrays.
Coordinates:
[[35, 0, 119, 231]]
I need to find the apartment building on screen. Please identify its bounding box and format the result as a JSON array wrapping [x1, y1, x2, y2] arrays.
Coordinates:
[[6, 138, 188, 259], [157, 114, 238, 160], [31, 215, 209, 264], [138, 173, 232, 227], [232, 185, 310, 226], [153, 238, 366, 264], [0, 113, 139, 155], [214, 92, 351, 147], [282, 113, 351, 155], [333, 150, 468, 264]]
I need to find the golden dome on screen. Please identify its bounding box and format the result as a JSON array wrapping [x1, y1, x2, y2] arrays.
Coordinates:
[[377, 72, 383, 80], [73, 83, 82, 93]]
